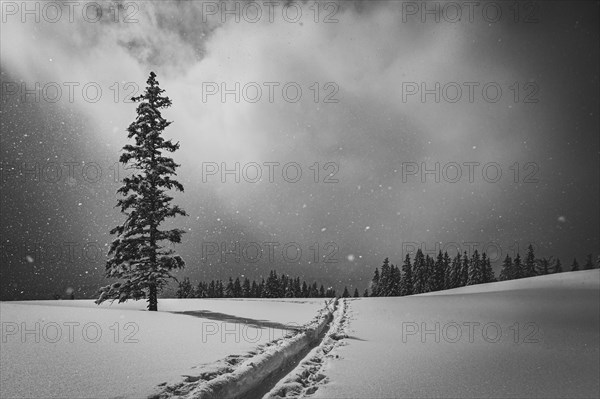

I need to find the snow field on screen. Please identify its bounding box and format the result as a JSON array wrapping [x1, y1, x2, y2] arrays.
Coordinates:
[[0, 298, 326, 399], [313, 270, 600, 398], [3, 271, 597, 399]]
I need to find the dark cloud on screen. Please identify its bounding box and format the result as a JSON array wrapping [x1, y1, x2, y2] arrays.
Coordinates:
[[1, 1, 598, 300]]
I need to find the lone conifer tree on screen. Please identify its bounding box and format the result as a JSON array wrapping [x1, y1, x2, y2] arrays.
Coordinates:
[[96, 72, 187, 311]]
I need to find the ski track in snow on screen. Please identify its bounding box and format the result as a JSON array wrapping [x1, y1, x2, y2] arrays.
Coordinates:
[[150, 298, 342, 399], [149, 334, 297, 398], [262, 297, 352, 399]]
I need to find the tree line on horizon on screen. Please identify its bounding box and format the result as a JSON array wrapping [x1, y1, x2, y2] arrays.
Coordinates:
[[366, 246, 598, 297], [176, 270, 359, 299], [176, 249, 598, 300]]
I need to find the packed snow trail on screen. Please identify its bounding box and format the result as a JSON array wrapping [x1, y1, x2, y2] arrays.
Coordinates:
[[262, 298, 351, 399], [152, 298, 339, 399]]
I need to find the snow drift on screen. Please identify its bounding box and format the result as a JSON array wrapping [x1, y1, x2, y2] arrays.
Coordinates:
[[312, 270, 600, 398]]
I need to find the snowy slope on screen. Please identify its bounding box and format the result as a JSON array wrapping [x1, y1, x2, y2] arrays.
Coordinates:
[[313, 270, 600, 398], [3, 272, 598, 399], [417, 269, 599, 296], [0, 298, 325, 399]]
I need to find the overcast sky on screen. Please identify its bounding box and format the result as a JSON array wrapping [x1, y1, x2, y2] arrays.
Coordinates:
[[1, 0, 598, 299]]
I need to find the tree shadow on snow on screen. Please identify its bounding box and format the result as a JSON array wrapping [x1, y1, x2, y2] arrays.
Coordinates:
[[344, 335, 367, 341], [172, 310, 303, 331]]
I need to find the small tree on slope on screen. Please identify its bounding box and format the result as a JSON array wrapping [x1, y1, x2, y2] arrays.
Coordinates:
[[536, 257, 554, 275], [379, 258, 391, 296], [553, 258, 563, 274], [513, 253, 523, 279], [400, 254, 413, 296], [448, 252, 462, 288], [583, 254, 594, 270], [481, 252, 494, 283], [460, 251, 470, 286], [412, 249, 427, 294], [96, 72, 187, 311], [442, 251, 452, 289], [176, 277, 193, 298], [571, 258, 579, 271], [371, 268, 380, 297], [499, 255, 513, 281], [523, 244, 537, 278], [342, 286, 350, 298]]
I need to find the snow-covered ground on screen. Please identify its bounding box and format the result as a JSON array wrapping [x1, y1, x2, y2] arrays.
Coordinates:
[[312, 270, 600, 398], [2, 271, 598, 399], [0, 298, 326, 399]]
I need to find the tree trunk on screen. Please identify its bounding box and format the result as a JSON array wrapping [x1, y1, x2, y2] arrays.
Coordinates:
[[148, 283, 158, 311], [148, 135, 158, 312]]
